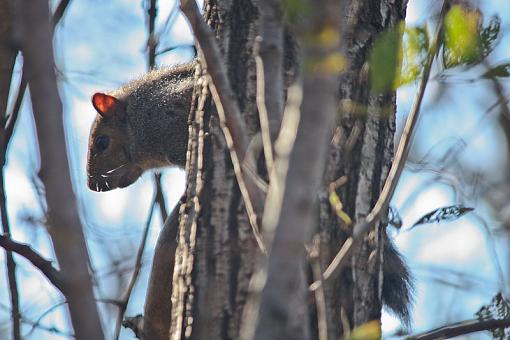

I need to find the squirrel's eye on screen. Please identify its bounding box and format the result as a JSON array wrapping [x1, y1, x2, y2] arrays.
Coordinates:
[[94, 135, 110, 152]]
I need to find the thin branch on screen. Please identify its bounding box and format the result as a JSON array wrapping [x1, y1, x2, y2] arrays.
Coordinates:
[[406, 318, 510, 340], [310, 0, 449, 290], [257, 0, 284, 140], [147, 0, 157, 69], [0, 98, 21, 340], [156, 44, 196, 56], [1, 3, 21, 338], [113, 196, 157, 340], [179, 0, 267, 252], [23, 301, 67, 338], [122, 314, 144, 339], [309, 236, 328, 340], [145, 0, 169, 224], [254, 37, 275, 177], [208, 83, 266, 252], [4, 71, 26, 148], [50, 0, 71, 29], [0, 164, 20, 340], [5, 0, 70, 147], [97, 298, 122, 307], [153, 173, 168, 222], [239, 83, 303, 340], [0, 235, 64, 291]]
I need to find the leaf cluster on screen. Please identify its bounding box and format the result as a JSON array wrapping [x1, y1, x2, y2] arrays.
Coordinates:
[[369, 4, 504, 92]]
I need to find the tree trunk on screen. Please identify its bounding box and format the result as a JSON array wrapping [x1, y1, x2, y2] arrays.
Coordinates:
[[319, 0, 408, 335], [166, 0, 408, 339], [170, 1, 261, 338]]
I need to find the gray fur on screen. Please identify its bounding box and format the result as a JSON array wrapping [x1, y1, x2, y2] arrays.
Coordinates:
[[111, 61, 196, 168]]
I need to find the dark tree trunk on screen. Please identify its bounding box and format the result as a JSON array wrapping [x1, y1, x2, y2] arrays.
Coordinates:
[[166, 0, 408, 339], [319, 0, 408, 335], [169, 1, 261, 338]]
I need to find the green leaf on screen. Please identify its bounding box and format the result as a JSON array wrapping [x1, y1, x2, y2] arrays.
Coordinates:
[[348, 320, 381, 340], [442, 6, 501, 68], [369, 22, 404, 92], [443, 5, 481, 67], [399, 26, 429, 86], [329, 191, 352, 225]]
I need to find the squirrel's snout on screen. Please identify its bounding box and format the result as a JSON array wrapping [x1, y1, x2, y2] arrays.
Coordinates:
[[88, 175, 113, 192]]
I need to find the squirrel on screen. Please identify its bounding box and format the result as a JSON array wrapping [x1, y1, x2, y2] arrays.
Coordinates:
[[87, 62, 195, 191], [86, 60, 413, 324]]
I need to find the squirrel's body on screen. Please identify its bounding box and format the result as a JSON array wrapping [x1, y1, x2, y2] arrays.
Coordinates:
[[86, 60, 413, 324]]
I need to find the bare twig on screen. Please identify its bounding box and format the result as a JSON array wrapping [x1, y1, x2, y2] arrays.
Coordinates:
[[0, 2, 21, 337], [0, 95, 21, 340], [147, 0, 157, 69], [4, 72, 26, 147], [257, 0, 284, 140], [208, 84, 266, 252], [309, 236, 328, 340], [254, 37, 275, 177], [406, 318, 510, 340], [179, 0, 267, 252], [23, 301, 67, 338], [50, 0, 71, 29], [0, 237, 19, 340], [310, 1, 449, 290], [113, 198, 157, 340], [239, 83, 303, 340], [123, 314, 144, 339], [153, 173, 168, 221], [0, 235, 64, 290], [145, 0, 169, 224], [4, 0, 68, 148]]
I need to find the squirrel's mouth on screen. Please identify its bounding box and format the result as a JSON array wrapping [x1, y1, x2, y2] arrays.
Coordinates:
[[87, 166, 143, 192]]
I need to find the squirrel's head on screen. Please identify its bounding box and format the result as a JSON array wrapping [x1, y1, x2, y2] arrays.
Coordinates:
[[87, 93, 143, 191]]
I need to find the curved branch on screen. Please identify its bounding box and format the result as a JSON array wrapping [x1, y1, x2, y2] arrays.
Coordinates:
[[0, 235, 64, 291], [407, 318, 510, 340]]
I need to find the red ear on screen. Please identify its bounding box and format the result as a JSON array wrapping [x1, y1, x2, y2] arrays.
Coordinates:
[[92, 93, 119, 119]]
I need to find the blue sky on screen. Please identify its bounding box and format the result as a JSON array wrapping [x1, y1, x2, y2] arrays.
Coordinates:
[[1, 0, 509, 339]]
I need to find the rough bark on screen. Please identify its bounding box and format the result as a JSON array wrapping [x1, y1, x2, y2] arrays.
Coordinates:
[[319, 0, 408, 336], [170, 1, 262, 339], [166, 0, 409, 339], [17, 1, 104, 339]]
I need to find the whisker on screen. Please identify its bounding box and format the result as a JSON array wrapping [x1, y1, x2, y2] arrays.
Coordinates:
[[106, 163, 128, 174], [101, 172, 128, 179]]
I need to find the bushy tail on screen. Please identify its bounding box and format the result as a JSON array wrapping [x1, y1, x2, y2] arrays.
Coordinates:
[[382, 238, 414, 326]]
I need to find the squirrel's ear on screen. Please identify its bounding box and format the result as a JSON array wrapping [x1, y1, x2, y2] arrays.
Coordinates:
[[92, 93, 119, 119]]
